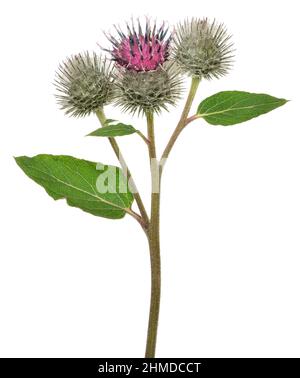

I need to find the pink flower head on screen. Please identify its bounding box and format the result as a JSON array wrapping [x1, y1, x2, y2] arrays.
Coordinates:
[[106, 19, 171, 72]]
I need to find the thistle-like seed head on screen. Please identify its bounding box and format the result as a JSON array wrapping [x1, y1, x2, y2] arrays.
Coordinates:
[[54, 52, 114, 117], [114, 63, 183, 116], [173, 18, 234, 79], [105, 18, 171, 72]]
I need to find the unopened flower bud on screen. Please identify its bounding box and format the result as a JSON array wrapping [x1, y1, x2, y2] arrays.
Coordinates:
[[173, 18, 234, 80], [54, 52, 114, 117], [114, 63, 183, 116]]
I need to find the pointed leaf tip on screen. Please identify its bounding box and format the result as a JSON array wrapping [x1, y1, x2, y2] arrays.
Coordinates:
[[197, 91, 288, 126], [87, 123, 137, 137]]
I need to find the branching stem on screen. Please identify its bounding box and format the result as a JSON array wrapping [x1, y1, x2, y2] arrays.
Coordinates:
[[96, 108, 149, 232], [100, 78, 200, 358], [145, 78, 200, 358], [160, 77, 201, 172]]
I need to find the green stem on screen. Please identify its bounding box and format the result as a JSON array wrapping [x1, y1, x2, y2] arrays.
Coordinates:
[[144, 79, 200, 356], [136, 130, 151, 145], [95, 108, 149, 231], [144, 76, 200, 356], [160, 77, 201, 171], [145, 112, 161, 358]]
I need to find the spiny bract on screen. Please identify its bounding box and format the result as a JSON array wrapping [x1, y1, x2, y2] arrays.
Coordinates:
[[54, 52, 114, 117], [105, 18, 171, 72], [114, 63, 183, 116], [173, 18, 234, 79]]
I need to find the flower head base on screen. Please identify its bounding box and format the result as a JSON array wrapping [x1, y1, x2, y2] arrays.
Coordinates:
[[173, 18, 234, 79], [54, 52, 114, 117], [106, 19, 171, 72], [114, 63, 183, 116]]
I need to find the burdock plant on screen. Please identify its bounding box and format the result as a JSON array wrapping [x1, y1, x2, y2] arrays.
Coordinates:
[[15, 18, 287, 357]]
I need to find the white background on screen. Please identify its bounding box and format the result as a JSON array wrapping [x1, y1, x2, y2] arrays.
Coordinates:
[[0, 0, 299, 357]]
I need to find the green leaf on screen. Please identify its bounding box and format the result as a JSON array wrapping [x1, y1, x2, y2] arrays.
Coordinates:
[[197, 91, 288, 126], [15, 154, 134, 219], [104, 119, 117, 125], [87, 122, 137, 137]]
